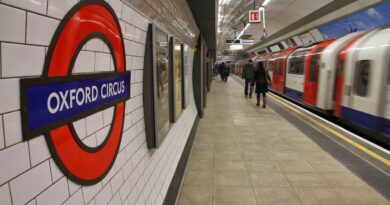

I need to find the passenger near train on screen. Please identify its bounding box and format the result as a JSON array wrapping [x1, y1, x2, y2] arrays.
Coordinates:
[[247, 28, 390, 144]]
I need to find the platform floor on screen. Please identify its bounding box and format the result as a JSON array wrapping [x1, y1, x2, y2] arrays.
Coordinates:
[[176, 77, 389, 205]]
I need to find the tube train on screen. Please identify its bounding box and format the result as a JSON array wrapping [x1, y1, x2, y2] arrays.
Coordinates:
[[237, 28, 390, 145]]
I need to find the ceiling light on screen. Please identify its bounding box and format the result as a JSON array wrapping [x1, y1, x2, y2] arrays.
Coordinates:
[[262, 0, 270, 6], [262, 0, 271, 6], [230, 44, 243, 50]]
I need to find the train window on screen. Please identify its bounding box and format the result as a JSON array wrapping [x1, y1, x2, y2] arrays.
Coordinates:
[[309, 47, 325, 82], [288, 50, 309, 75], [354, 60, 370, 97]]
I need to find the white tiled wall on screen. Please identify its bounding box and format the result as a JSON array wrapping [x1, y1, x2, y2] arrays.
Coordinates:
[[0, 0, 198, 205]]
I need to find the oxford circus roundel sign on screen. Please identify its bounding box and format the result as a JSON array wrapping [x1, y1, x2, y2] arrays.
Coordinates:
[[20, 0, 129, 185]]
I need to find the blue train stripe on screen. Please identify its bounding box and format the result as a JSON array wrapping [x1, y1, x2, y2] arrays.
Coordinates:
[[341, 106, 390, 135], [285, 87, 303, 101]]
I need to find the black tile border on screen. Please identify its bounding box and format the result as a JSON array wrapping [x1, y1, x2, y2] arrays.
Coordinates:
[[163, 116, 199, 205], [268, 99, 390, 200]]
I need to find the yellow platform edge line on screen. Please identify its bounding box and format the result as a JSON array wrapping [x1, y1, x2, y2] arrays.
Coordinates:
[[269, 94, 390, 166]]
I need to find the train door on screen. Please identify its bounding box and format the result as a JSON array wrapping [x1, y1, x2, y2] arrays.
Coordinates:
[[285, 48, 311, 101], [334, 35, 364, 117], [276, 48, 295, 94], [303, 40, 334, 106]]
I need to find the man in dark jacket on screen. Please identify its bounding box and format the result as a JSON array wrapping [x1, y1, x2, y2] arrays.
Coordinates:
[[242, 59, 255, 98]]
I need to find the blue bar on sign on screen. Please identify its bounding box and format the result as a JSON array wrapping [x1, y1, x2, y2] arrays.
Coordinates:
[[22, 72, 131, 136]]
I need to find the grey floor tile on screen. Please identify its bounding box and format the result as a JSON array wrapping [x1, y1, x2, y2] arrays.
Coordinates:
[[250, 172, 291, 187], [246, 160, 281, 172], [182, 171, 213, 186], [295, 187, 348, 205], [214, 160, 247, 171], [254, 187, 302, 205], [177, 186, 213, 205], [214, 187, 257, 204], [186, 159, 213, 172], [276, 160, 315, 173], [214, 170, 252, 187], [285, 173, 329, 187]]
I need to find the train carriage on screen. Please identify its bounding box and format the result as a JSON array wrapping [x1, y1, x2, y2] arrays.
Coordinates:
[[338, 28, 390, 139]]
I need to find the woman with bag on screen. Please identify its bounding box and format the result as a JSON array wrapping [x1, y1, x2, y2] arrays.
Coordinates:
[[253, 61, 271, 108]]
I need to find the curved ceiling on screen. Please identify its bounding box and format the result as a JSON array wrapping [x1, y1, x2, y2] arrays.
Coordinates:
[[217, 0, 336, 52]]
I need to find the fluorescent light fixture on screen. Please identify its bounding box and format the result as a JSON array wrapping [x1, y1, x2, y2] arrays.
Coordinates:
[[230, 44, 243, 50], [262, 0, 271, 6]]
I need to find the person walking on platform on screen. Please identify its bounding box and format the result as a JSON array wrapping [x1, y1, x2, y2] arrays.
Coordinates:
[[242, 59, 255, 98], [222, 62, 230, 82], [219, 62, 225, 81], [254, 61, 271, 108]]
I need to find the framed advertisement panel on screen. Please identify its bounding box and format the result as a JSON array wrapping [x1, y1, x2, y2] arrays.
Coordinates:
[[144, 24, 171, 148]]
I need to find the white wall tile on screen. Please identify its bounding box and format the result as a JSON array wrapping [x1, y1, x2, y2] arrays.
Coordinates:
[[131, 83, 143, 97], [10, 161, 52, 205], [126, 56, 133, 71], [114, 150, 126, 170], [0, 116, 4, 149], [63, 188, 83, 205], [103, 107, 114, 126], [0, 183, 12, 205], [108, 193, 121, 205], [96, 126, 110, 146], [83, 134, 97, 147], [124, 113, 133, 131], [86, 38, 105, 52], [95, 52, 112, 72], [110, 170, 124, 194], [0, 4, 26, 43], [126, 95, 143, 114], [86, 112, 104, 135], [82, 182, 102, 204], [48, 0, 78, 19], [26, 12, 60, 46], [68, 179, 80, 195], [102, 163, 116, 186], [121, 6, 133, 24], [109, 0, 123, 19], [3, 111, 23, 147], [49, 159, 64, 182], [1, 43, 45, 78], [36, 177, 69, 205], [94, 184, 112, 205], [73, 51, 95, 74], [29, 135, 50, 166], [73, 118, 87, 140], [2, 0, 47, 14], [124, 24, 135, 41], [0, 142, 30, 184]]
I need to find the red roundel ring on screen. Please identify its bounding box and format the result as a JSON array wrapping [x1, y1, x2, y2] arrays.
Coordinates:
[[44, 0, 126, 185]]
